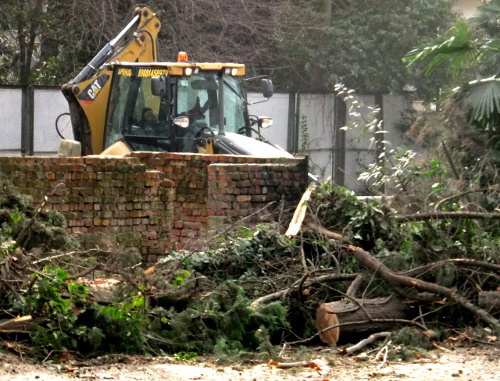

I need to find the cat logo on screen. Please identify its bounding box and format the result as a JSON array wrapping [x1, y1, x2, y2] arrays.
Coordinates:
[[79, 74, 110, 103], [87, 81, 102, 99]]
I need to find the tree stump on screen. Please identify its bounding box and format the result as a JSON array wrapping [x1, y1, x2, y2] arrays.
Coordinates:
[[316, 296, 408, 345]]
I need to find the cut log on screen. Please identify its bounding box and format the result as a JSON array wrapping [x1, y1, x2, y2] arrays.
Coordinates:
[[0, 315, 34, 333], [316, 296, 408, 345], [478, 291, 500, 316], [316, 303, 340, 345]]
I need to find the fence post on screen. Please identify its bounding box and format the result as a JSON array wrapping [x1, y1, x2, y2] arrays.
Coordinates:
[[334, 94, 346, 186], [20, 85, 34, 156], [287, 92, 298, 153]]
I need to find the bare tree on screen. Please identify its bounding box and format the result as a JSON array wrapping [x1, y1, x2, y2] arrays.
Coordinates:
[[1, 0, 457, 95]]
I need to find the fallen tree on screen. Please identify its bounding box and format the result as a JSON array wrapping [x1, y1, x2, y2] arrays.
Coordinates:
[[279, 180, 500, 345], [308, 221, 500, 329], [1, 177, 499, 360]]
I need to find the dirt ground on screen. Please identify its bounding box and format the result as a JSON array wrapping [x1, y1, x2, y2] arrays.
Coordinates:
[[1, 343, 499, 381]]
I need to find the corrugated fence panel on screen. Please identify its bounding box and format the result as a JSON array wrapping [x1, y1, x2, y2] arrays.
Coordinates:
[[0, 87, 22, 154], [297, 93, 336, 179], [33, 88, 72, 154], [247, 92, 289, 151]]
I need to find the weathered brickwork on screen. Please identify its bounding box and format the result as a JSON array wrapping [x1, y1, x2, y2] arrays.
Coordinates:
[[0, 153, 307, 260], [207, 162, 307, 239]]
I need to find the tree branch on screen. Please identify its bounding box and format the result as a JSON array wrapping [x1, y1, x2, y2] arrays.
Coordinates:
[[395, 211, 500, 222], [401, 258, 500, 278], [251, 272, 358, 308], [343, 331, 391, 355], [307, 222, 500, 330]]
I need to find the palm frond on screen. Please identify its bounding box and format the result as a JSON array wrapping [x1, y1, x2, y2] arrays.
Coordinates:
[[471, 0, 500, 38], [404, 19, 481, 76], [464, 77, 500, 121], [481, 39, 500, 53]]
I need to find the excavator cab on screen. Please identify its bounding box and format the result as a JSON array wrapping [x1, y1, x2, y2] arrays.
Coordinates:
[[101, 61, 273, 156]]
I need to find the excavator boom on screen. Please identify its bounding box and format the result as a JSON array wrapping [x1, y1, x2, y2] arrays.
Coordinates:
[[61, 6, 161, 154]]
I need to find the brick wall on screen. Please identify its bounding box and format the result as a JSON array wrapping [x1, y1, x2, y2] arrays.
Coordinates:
[[0, 153, 308, 260], [207, 162, 306, 240]]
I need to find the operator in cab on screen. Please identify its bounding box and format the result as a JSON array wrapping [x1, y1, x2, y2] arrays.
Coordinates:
[[139, 107, 161, 135]]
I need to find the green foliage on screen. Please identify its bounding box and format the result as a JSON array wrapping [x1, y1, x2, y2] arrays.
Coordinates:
[[19, 267, 151, 358], [87, 292, 148, 355], [0, 0, 97, 85], [472, 0, 500, 38], [359, 149, 420, 192], [173, 351, 198, 361], [405, 19, 478, 78], [174, 225, 298, 282], [155, 281, 289, 356], [15, 258, 290, 359], [399, 218, 499, 286], [0, 0, 457, 95], [276, 0, 457, 94], [0, 180, 76, 251], [309, 181, 400, 253], [172, 270, 190, 287], [388, 327, 433, 361], [25, 268, 87, 356], [405, 2, 500, 174], [391, 327, 433, 349], [307, 178, 500, 302]]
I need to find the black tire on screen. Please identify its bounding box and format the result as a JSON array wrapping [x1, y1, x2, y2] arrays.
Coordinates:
[[55, 113, 72, 139]]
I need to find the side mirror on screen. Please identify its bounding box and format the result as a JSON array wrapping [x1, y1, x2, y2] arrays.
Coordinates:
[[262, 78, 273, 98], [151, 77, 167, 96]]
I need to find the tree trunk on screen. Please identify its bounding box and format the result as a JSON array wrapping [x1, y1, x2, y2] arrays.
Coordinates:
[[316, 296, 408, 345]]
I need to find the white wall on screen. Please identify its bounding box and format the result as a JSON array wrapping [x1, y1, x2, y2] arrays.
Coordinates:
[[34, 88, 73, 153], [294, 93, 421, 191], [296, 94, 336, 179]]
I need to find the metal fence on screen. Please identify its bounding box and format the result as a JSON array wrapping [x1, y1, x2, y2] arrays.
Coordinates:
[[0, 85, 292, 157], [0, 85, 414, 190], [0, 85, 72, 156]]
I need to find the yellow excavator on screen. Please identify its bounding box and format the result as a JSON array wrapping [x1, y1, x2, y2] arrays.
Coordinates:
[[60, 6, 291, 158]]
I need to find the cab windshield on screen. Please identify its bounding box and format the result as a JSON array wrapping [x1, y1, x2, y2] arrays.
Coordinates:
[[104, 66, 249, 152], [176, 72, 247, 134]]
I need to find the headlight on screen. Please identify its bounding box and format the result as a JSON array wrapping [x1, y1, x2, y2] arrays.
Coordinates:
[[173, 116, 190, 128], [224, 67, 239, 76], [258, 117, 273, 129], [184, 67, 193, 76]]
